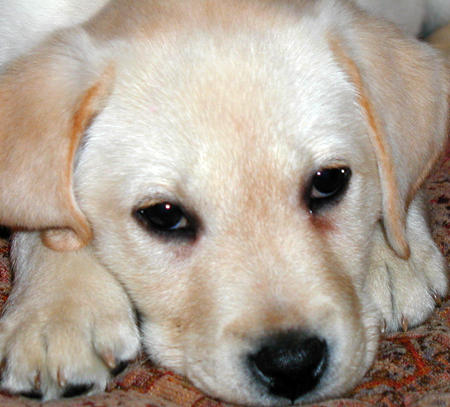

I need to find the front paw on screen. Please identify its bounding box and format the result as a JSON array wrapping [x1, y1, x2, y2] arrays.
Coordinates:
[[0, 290, 140, 400], [367, 205, 447, 332]]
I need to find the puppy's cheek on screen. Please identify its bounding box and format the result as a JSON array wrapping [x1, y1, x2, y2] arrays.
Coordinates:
[[140, 322, 185, 371], [317, 302, 379, 399], [287, 286, 378, 401]]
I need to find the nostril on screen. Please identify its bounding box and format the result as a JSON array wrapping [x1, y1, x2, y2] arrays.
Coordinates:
[[248, 332, 328, 403]]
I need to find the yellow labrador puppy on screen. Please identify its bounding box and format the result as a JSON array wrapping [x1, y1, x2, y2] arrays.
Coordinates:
[[0, 0, 448, 405]]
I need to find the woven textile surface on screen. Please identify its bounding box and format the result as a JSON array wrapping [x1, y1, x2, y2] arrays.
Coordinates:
[[0, 148, 448, 407]]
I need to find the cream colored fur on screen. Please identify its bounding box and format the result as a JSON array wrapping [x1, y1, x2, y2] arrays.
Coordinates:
[[0, 0, 448, 405]]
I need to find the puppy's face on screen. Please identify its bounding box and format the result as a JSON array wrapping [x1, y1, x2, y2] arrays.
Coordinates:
[[1, 0, 446, 405], [74, 19, 381, 404]]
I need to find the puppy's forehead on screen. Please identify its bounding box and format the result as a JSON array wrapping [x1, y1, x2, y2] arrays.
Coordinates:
[[85, 3, 370, 204], [88, 0, 330, 41]]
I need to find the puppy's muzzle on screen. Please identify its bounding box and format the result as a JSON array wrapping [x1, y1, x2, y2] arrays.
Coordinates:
[[248, 331, 328, 403]]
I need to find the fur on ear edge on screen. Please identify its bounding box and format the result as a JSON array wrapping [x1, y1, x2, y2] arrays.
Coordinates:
[[0, 35, 115, 251], [329, 37, 410, 259]]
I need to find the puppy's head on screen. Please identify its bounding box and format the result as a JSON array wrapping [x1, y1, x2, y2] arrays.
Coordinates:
[[0, 0, 447, 405]]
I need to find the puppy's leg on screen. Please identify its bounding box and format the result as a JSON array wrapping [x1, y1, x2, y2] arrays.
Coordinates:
[[0, 232, 140, 400], [367, 190, 448, 332]]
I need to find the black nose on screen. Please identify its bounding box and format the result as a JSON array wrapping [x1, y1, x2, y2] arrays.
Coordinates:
[[248, 331, 328, 403]]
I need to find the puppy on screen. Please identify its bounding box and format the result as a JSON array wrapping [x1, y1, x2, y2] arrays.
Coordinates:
[[0, 0, 448, 405]]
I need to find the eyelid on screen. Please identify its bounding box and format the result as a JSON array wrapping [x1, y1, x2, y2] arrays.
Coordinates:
[[134, 195, 179, 211]]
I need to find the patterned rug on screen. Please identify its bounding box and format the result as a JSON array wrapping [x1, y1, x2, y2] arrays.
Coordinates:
[[0, 149, 448, 407]]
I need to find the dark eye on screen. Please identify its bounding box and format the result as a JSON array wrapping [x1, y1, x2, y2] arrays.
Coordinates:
[[307, 167, 351, 212], [135, 202, 196, 239]]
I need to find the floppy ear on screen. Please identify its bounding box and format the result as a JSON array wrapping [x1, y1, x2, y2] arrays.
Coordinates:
[[330, 12, 448, 259], [0, 31, 114, 251]]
